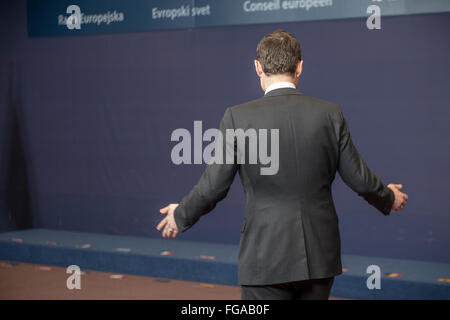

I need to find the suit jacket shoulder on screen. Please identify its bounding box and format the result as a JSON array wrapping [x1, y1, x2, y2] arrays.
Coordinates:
[[229, 89, 341, 117]]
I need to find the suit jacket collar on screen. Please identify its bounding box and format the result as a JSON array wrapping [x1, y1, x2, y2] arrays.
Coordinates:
[[264, 87, 303, 98]]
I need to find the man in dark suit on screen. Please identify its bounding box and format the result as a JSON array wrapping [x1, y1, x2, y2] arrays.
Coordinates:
[[156, 30, 408, 300]]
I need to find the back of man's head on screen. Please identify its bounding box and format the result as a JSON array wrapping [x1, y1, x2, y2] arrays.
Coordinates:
[[256, 30, 302, 76]]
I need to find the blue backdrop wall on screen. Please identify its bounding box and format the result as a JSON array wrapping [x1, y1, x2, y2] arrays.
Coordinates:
[[1, 1, 449, 263]]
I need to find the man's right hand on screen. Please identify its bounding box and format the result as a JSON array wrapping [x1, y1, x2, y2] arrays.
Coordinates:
[[387, 184, 408, 212]]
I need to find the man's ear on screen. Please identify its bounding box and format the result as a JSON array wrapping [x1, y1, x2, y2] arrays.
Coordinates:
[[254, 59, 263, 77], [295, 60, 303, 79]]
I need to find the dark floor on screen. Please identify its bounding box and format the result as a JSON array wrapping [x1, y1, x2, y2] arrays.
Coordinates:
[[0, 260, 242, 300], [0, 260, 346, 300]]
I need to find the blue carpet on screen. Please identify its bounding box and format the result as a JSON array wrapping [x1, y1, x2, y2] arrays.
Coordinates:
[[0, 229, 449, 299]]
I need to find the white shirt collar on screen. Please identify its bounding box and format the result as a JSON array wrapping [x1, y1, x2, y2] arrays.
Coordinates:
[[264, 81, 296, 95]]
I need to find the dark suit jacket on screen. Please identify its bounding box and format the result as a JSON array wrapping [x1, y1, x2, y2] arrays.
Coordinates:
[[174, 87, 394, 286]]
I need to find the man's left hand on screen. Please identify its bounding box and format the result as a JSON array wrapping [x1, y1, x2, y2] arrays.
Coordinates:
[[156, 203, 180, 238]]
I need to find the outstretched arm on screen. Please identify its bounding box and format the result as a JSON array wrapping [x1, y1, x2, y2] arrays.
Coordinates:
[[334, 109, 408, 214], [156, 108, 238, 238]]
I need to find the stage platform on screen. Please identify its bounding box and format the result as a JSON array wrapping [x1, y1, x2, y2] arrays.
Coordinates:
[[0, 229, 449, 299]]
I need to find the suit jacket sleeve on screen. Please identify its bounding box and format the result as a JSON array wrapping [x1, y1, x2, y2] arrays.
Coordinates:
[[334, 108, 394, 215], [174, 108, 238, 232]]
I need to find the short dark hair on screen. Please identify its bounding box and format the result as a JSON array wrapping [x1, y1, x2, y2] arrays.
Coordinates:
[[256, 30, 302, 76]]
